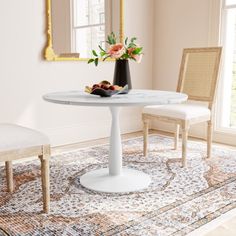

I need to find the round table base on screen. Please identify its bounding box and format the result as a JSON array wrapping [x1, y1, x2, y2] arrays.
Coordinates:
[[80, 168, 151, 193]]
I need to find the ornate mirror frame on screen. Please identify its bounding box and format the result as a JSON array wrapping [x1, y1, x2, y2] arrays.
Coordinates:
[[44, 0, 124, 61]]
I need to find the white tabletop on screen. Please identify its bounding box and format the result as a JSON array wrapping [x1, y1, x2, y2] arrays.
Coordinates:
[[43, 89, 188, 107]]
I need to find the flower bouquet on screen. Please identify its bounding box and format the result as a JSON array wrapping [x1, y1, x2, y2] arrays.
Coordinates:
[[88, 33, 143, 91], [88, 32, 143, 66]]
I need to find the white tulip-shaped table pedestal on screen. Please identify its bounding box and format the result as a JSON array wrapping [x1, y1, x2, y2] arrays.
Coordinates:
[[80, 106, 151, 193], [43, 90, 187, 193]]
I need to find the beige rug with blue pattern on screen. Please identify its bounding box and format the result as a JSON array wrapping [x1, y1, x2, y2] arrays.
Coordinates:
[[0, 135, 236, 236]]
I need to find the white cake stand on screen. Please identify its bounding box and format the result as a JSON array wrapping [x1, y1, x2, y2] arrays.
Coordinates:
[[43, 90, 187, 193]]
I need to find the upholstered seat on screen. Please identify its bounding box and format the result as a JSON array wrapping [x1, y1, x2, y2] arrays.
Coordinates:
[[0, 124, 50, 213], [143, 103, 211, 120], [0, 124, 50, 152]]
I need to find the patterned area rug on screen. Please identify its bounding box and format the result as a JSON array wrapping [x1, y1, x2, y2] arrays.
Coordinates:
[[0, 135, 236, 236]]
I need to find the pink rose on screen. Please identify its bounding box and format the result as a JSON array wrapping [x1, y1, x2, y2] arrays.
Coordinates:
[[133, 53, 143, 63], [128, 47, 143, 63], [108, 43, 125, 59]]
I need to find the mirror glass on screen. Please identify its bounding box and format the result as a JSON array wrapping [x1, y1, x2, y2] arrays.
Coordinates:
[[46, 0, 123, 60]]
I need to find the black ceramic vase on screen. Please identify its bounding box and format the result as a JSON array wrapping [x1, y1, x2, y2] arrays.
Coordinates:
[[113, 59, 132, 93]]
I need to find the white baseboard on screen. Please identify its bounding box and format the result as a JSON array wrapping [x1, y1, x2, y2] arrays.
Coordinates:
[[44, 115, 142, 147], [152, 120, 236, 146]]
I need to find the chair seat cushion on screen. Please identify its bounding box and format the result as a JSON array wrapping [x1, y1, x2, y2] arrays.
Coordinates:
[[143, 103, 211, 120], [0, 124, 50, 152]]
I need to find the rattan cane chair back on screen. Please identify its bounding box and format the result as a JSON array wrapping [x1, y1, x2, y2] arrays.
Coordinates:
[[177, 47, 222, 107]]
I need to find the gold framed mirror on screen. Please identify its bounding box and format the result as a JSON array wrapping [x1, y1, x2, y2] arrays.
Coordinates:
[[44, 0, 124, 61]]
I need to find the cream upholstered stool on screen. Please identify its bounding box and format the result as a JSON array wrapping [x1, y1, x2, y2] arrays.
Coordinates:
[[142, 47, 222, 167], [0, 124, 50, 213]]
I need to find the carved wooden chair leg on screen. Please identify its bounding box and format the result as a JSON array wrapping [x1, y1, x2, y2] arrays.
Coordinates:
[[5, 161, 14, 193], [207, 120, 213, 159], [143, 116, 149, 157], [39, 152, 50, 213], [174, 124, 180, 150], [181, 123, 189, 167]]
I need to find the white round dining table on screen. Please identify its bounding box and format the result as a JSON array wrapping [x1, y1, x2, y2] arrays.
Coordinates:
[[43, 89, 187, 193]]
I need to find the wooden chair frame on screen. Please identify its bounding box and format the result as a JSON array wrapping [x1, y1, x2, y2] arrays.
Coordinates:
[[143, 47, 222, 167], [0, 144, 50, 213]]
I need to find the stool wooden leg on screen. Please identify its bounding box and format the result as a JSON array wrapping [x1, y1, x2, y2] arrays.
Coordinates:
[[5, 161, 14, 192], [39, 153, 50, 213]]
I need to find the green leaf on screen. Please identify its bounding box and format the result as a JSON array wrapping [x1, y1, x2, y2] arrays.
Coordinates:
[[100, 51, 107, 57], [107, 35, 111, 44], [107, 34, 114, 44], [111, 32, 116, 39], [122, 53, 129, 59], [88, 59, 94, 64], [99, 45, 106, 52], [125, 37, 128, 45], [95, 58, 99, 66], [128, 43, 137, 48], [111, 37, 116, 44], [132, 47, 143, 55], [131, 37, 137, 43], [106, 32, 118, 45], [92, 50, 98, 57]]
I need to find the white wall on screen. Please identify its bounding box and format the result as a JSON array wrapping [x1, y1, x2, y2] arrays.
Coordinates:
[[153, 0, 211, 91], [0, 0, 154, 146]]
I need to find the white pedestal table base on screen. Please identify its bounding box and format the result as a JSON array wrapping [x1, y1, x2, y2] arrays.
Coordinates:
[[80, 106, 151, 193], [80, 168, 151, 193]]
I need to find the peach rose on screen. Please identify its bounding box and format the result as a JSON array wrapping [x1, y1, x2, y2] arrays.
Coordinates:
[[108, 43, 125, 59], [127, 47, 135, 55]]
